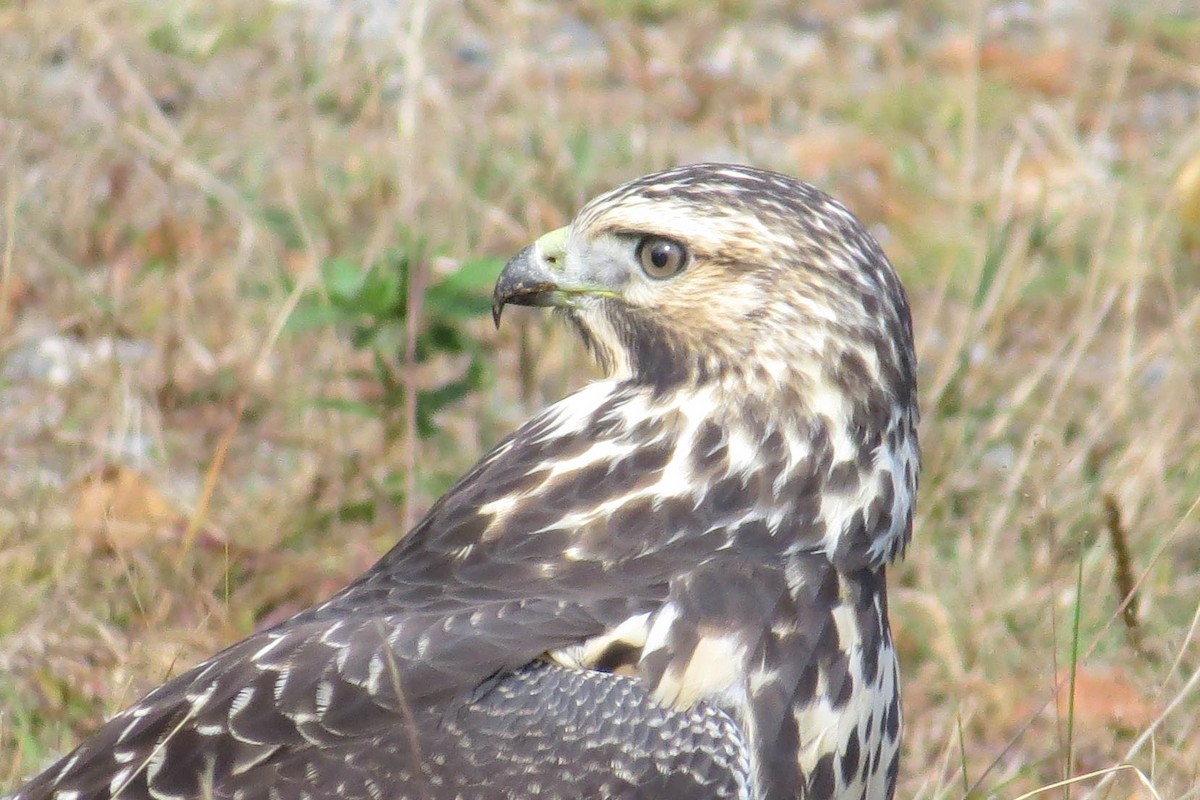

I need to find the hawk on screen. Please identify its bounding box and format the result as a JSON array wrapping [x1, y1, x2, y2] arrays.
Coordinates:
[[9, 164, 919, 800]]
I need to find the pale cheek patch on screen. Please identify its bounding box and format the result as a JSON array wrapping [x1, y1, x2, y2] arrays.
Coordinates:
[[622, 270, 760, 320]]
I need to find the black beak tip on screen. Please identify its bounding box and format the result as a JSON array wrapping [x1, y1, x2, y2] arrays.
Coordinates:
[[492, 244, 546, 329]]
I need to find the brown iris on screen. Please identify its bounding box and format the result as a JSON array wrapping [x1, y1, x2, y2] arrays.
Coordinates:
[[637, 236, 688, 279]]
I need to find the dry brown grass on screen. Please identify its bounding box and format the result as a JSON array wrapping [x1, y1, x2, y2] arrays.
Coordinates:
[[2, 1, 1198, 797]]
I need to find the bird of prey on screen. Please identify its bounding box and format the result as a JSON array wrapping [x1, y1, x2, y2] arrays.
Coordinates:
[[9, 163, 919, 800]]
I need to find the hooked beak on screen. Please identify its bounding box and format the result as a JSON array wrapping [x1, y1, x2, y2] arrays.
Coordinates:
[[492, 226, 582, 327], [492, 245, 560, 327]]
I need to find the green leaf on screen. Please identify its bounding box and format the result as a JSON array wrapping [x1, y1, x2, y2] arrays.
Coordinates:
[[418, 321, 468, 357], [417, 356, 488, 418], [438, 258, 503, 293], [421, 258, 501, 319], [333, 500, 378, 524], [261, 205, 305, 250], [283, 300, 342, 333], [357, 268, 404, 317], [321, 257, 366, 306], [310, 397, 382, 419], [425, 289, 492, 320]]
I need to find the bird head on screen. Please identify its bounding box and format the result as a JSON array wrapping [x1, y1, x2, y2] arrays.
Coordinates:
[[494, 163, 920, 568], [494, 163, 916, 413]]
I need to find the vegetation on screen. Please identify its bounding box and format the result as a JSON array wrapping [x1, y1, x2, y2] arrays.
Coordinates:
[[1, 1, 1197, 796]]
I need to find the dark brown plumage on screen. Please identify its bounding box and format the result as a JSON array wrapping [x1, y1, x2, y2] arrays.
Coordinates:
[[9, 163, 919, 800]]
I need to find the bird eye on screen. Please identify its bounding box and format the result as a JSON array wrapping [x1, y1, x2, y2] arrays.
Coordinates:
[[636, 237, 688, 280]]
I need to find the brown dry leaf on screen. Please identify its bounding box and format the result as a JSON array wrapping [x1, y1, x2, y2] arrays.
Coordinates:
[[1054, 666, 1160, 734], [786, 130, 907, 226], [72, 465, 183, 553], [1, 272, 32, 325], [142, 214, 204, 266], [142, 215, 183, 265], [935, 36, 1075, 95], [933, 34, 975, 71], [980, 43, 1075, 96], [1005, 666, 1161, 744], [787, 129, 891, 181]]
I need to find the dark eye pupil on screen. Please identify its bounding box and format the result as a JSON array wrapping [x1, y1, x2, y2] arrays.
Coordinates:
[[638, 237, 685, 279]]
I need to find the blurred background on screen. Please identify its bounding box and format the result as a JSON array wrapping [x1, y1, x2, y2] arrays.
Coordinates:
[[1, 1, 1198, 796]]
